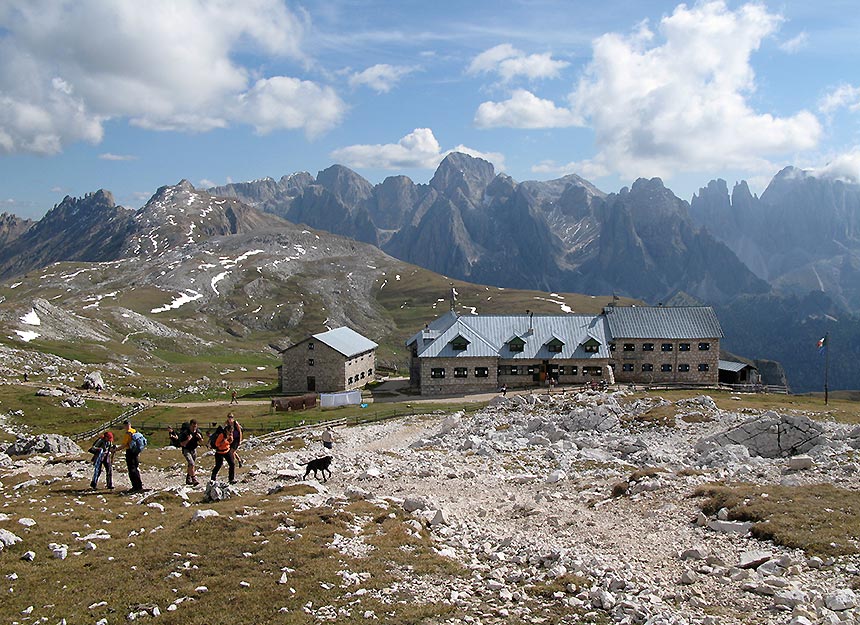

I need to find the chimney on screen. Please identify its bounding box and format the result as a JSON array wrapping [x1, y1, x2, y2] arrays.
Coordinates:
[[526, 309, 533, 333]]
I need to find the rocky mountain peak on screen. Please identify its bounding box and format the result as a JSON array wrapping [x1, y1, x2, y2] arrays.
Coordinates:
[[316, 165, 373, 207], [429, 152, 496, 200]]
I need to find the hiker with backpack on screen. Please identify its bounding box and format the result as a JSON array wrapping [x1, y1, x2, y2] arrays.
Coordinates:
[[89, 431, 115, 490], [119, 420, 146, 493], [210, 417, 236, 483], [227, 412, 244, 467], [172, 420, 203, 486]]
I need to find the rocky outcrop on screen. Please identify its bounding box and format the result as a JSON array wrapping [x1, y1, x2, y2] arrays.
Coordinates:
[[695, 412, 826, 458], [6, 434, 83, 457]]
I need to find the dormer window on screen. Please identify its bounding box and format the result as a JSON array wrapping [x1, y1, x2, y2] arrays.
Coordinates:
[[508, 337, 525, 353], [581, 337, 601, 353], [451, 335, 470, 352], [546, 337, 564, 353]]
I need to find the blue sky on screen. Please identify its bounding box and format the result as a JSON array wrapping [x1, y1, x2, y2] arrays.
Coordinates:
[[2, 0, 860, 219]]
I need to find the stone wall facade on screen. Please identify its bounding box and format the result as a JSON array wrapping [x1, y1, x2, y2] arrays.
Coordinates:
[[418, 357, 498, 395], [608, 338, 719, 385], [281, 337, 376, 394]]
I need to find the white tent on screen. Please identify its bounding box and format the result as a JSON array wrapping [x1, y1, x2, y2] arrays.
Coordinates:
[[319, 390, 362, 408]]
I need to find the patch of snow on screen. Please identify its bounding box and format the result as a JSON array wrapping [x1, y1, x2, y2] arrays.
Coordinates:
[[252, 306, 262, 313], [560, 304, 573, 313], [379, 280, 387, 290], [14, 330, 40, 342], [20, 310, 41, 326], [463, 306, 478, 315], [211, 272, 230, 294], [10, 282, 22, 288], [395, 275, 401, 281], [150, 290, 203, 314]]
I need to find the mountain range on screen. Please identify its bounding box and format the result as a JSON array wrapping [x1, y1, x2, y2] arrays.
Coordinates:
[[1, 153, 858, 392]]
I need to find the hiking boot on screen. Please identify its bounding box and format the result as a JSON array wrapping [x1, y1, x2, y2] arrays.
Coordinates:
[[90, 482, 97, 489]]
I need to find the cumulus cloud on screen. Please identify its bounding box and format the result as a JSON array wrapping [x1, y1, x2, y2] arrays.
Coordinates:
[[468, 44, 569, 82], [811, 149, 860, 183], [331, 128, 505, 170], [0, 0, 344, 154], [819, 84, 860, 114], [779, 32, 808, 53], [475, 89, 582, 129], [564, 1, 821, 179], [99, 152, 137, 161], [349, 64, 416, 93]]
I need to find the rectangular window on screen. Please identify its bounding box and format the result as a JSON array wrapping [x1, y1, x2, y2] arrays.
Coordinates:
[[678, 363, 690, 372], [308, 358, 314, 366], [558, 366, 566, 376], [623, 343, 635, 352], [308, 342, 314, 350], [509, 366, 519, 376], [622, 363, 634, 372], [527, 365, 537, 375], [569, 365, 578, 376], [454, 367, 468, 378], [583, 366, 602, 376], [698, 342, 711, 351], [584, 345, 599, 353], [548, 343, 562, 353], [642, 343, 654, 351], [368, 369, 373, 376], [609, 343, 616, 351], [679, 343, 691, 352], [698, 363, 710, 372], [642, 363, 654, 372], [661, 364, 672, 372], [430, 368, 445, 379], [348, 376, 353, 384], [661, 343, 673, 352], [360, 372, 365, 379], [509, 341, 524, 353], [475, 367, 489, 378], [452, 339, 468, 351]]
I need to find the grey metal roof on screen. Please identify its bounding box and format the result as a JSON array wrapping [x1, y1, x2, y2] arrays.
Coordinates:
[[415, 314, 611, 360], [604, 306, 723, 339], [405, 310, 458, 346], [313, 327, 377, 358], [718, 359, 754, 373]]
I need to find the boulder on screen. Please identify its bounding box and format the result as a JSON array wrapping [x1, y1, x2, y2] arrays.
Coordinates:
[[36, 388, 65, 397], [191, 509, 220, 522], [824, 589, 856, 611], [6, 434, 83, 457], [0, 528, 23, 548], [787, 455, 814, 471], [738, 550, 773, 569], [696, 412, 826, 458], [82, 371, 105, 390], [565, 407, 620, 432], [203, 481, 239, 502]]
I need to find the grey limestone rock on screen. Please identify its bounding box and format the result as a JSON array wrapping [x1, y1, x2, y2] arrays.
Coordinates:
[[696, 412, 826, 458], [6, 434, 83, 457]]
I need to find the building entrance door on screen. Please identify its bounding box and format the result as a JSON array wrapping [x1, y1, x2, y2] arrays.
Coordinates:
[[307, 376, 316, 392]]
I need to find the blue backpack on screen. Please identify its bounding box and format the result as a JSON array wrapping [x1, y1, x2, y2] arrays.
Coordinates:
[[130, 432, 148, 453]]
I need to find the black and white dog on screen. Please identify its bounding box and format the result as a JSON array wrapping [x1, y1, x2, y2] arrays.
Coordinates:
[[302, 456, 333, 482]]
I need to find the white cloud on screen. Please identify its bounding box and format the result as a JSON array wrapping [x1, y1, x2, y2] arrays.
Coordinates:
[[468, 44, 569, 82], [563, 0, 821, 179], [199, 179, 217, 189], [779, 32, 808, 53], [331, 128, 505, 171], [474, 89, 582, 129], [99, 152, 137, 161], [810, 149, 860, 183], [0, 0, 343, 154], [819, 84, 860, 114], [349, 64, 416, 93], [531, 159, 610, 180]]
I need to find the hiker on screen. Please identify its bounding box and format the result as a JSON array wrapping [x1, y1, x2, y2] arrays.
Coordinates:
[[119, 420, 144, 493], [210, 418, 236, 483], [89, 431, 115, 489], [227, 412, 244, 467], [23, 371, 28, 383], [179, 419, 204, 486], [500, 384, 507, 396], [230, 390, 238, 405], [321, 425, 335, 450]]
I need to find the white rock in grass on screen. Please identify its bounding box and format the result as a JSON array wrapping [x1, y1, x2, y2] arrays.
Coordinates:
[[18, 518, 36, 527], [240, 581, 250, 588], [147, 503, 165, 512], [0, 528, 23, 547], [167, 605, 178, 612], [51, 544, 68, 559], [191, 509, 220, 522], [278, 572, 288, 585], [195, 586, 208, 593], [21, 551, 35, 561]]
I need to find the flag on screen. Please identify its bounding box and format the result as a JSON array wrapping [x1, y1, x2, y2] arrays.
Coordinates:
[[817, 336, 827, 354]]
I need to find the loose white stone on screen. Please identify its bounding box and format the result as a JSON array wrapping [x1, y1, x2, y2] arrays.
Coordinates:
[[191, 509, 220, 522]]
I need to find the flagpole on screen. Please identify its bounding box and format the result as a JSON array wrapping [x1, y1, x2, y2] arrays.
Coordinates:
[[824, 331, 830, 405]]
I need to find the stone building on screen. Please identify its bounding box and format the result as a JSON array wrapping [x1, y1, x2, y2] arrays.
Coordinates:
[[280, 327, 377, 394], [407, 306, 722, 395]]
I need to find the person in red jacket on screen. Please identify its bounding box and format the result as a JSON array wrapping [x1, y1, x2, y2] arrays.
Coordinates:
[[210, 418, 235, 483]]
